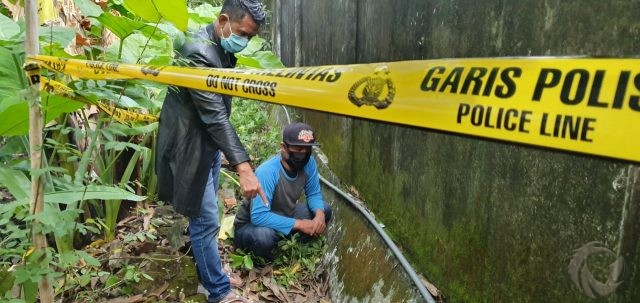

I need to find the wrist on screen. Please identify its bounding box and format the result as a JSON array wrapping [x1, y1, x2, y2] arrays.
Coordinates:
[[235, 162, 252, 174]]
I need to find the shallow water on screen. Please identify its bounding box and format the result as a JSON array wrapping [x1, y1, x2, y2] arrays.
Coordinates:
[[322, 184, 425, 303]]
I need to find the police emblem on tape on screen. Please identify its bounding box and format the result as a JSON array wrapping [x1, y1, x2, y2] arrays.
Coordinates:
[[348, 65, 395, 109]]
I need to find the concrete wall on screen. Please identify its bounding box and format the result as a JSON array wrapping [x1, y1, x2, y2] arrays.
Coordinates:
[[271, 1, 640, 302]]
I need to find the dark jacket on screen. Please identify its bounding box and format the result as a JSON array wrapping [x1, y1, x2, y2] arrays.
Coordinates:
[[156, 23, 250, 217]]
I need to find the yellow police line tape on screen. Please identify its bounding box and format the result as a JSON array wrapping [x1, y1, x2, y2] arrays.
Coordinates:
[[40, 77, 158, 124], [28, 55, 640, 163]]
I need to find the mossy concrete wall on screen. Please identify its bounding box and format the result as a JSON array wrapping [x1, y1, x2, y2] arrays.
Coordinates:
[[271, 1, 640, 302]]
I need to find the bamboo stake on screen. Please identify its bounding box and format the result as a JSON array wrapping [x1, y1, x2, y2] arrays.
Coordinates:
[[24, 0, 54, 302]]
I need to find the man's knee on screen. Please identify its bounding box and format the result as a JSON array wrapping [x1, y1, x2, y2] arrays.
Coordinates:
[[235, 225, 278, 259], [251, 227, 278, 251]]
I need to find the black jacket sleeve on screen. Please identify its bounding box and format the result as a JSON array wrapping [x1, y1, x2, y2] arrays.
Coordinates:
[[185, 48, 250, 167]]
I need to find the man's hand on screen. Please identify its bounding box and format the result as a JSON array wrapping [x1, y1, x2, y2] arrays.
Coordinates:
[[293, 219, 316, 236], [311, 210, 326, 235], [294, 210, 326, 236], [235, 162, 268, 206]]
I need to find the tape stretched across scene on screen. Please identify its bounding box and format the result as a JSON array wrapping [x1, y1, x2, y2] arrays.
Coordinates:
[[41, 77, 158, 124], [29, 55, 640, 163]]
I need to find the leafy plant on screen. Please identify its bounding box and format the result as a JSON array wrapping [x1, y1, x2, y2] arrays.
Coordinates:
[[122, 264, 153, 284], [227, 233, 328, 289], [123, 0, 188, 31], [109, 264, 154, 295], [0, 3, 10, 18], [0, 0, 291, 300], [229, 249, 260, 271], [0, 14, 82, 136], [123, 230, 157, 244], [273, 263, 299, 288], [236, 37, 285, 69], [0, 1, 175, 299], [230, 97, 281, 164], [53, 250, 105, 296], [272, 233, 326, 287], [0, 166, 146, 258]]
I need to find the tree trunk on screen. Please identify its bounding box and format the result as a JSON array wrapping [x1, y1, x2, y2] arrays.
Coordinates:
[[24, 0, 54, 302]]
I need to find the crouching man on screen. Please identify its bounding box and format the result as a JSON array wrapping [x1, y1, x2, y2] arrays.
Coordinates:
[[233, 123, 332, 259]]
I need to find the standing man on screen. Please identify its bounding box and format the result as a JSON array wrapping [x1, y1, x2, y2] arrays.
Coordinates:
[[233, 123, 332, 260], [156, 1, 267, 302]]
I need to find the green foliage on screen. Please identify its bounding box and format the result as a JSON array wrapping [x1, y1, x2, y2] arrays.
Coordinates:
[[0, 0, 285, 300], [0, 166, 30, 201], [273, 265, 298, 288], [0, 125, 150, 295], [74, 0, 104, 18], [157, 23, 186, 50], [274, 233, 326, 271], [188, 0, 223, 8], [0, 13, 19, 41], [66, 263, 154, 298], [116, 265, 154, 295], [228, 234, 328, 289], [0, 266, 15, 297], [43, 184, 145, 204], [0, 3, 10, 19], [105, 32, 172, 64], [122, 264, 153, 284], [123, 230, 157, 244], [187, 2, 221, 31], [236, 37, 285, 69], [124, 0, 188, 31], [0, 41, 25, 99], [272, 234, 326, 287], [72, 81, 140, 109], [95, 13, 167, 41], [230, 98, 280, 164], [56, 250, 101, 269], [0, 16, 86, 137], [0, 168, 145, 246], [236, 50, 285, 69], [0, 93, 85, 136], [38, 26, 76, 48], [13, 248, 60, 284], [190, 2, 220, 23], [56, 267, 110, 298], [229, 249, 264, 271]]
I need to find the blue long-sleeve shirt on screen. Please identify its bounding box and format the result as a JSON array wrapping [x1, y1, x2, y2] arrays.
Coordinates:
[[243, 155, 324, 235]]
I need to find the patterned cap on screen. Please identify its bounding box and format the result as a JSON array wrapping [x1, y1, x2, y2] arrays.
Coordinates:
[[283, 123, 320, 146]]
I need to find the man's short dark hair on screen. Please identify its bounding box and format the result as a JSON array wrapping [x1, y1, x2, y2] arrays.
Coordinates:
[[221, 0, 265, 25]]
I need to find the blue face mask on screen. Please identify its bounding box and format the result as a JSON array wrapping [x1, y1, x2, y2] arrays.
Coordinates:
[[220, 21, 248, 53]]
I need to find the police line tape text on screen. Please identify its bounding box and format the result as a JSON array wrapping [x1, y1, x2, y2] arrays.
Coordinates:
[[206, 75, 277, 97], [422, 66, 640, 111], [457, 103, 596, 142]]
